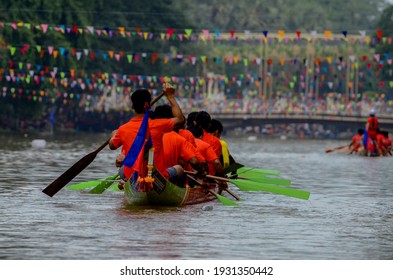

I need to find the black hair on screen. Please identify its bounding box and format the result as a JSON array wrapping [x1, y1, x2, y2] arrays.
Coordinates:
[[153, 104, 173, 119], [131, 89, 151, 114], [357, 128, 364, 135], [195, 111, 211, 130], [186, 112, 199, 128], [207, 119, 223, 134], [188, 125, 203, 138]]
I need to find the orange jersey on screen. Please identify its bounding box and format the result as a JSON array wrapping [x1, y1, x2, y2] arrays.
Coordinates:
[[195, 138, 218, 175], [178, 129, 197, 147], [201, 130, 222, 157], [351, 134, 362, 151], [162, 131, 198, 168], [366, 117, 378, 139], [376, 134, 385, 150], [111, 118, 174, 178]]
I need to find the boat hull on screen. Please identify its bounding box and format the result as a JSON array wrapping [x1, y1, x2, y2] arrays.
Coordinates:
[[124, 170, 217, 206]]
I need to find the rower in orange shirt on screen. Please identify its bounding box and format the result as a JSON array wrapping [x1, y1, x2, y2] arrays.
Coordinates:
[[188, 125, 228, 191], [109, 83, 184, 187], [188, 125, 225, 177], [152, 105, 206, 185], [207, 119, 237, 169], [376, 130, 392, 156], [195, 111, 222, 158], [382, 131, 392, 155], [348, 128, 364, 154]]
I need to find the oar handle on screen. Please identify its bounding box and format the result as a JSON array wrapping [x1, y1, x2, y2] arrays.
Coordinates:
[[325, 145, 347, 153], [184, 170, 230, 183], [206, 174, 230, 182], [151, 91, 165, 106]]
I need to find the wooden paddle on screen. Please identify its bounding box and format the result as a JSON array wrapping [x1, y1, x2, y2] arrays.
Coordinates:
[[42, 91, 165, 197], [186, 174, 239, 206], [325, 145, 347, 153], [205, 174, 310, 200]]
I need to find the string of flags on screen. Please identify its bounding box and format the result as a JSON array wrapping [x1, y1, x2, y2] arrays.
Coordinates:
[[1, 42, 393, 66], [0, 21, 390, 44]]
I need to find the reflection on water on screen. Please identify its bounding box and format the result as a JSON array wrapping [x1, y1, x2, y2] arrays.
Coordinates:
[[1, 133, 393, 260]]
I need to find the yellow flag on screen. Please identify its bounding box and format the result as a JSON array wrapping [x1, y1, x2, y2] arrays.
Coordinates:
[[365, 36, 371, 44]]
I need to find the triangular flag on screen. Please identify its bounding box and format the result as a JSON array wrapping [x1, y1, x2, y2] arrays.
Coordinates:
[[87, 26, 94, 34], [10, 46, 16, 56], [41, 24, 48, 33], [127, 54, 133, 63], [185, 29, 192, 37], [376, 30, 383, 39], [202, 29, 210, 39]]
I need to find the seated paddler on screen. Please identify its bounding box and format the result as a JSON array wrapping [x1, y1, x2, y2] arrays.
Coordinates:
[[109, 83, 184, 189]]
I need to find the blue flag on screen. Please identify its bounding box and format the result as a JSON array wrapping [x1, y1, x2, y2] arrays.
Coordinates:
[[123, 109, 150, 172], [363, 127, 368, 150]]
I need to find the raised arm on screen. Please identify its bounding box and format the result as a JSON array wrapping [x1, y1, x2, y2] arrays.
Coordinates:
[[162, 83, 185, 127]]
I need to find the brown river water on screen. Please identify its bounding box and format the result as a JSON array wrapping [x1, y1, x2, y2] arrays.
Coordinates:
[[0, 133, 392, 260]]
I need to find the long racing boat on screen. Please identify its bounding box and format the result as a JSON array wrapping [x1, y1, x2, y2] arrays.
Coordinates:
[[124, 170, 217, 206]]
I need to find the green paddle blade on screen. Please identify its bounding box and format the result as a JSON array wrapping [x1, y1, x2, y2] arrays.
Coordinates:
[[108, 184, 122, 192], [229, 179, 310, 200], [238, 173, 291, 186], [89, 174, 119, 194], [67, 180, 103, 190], [238, 167, 281, 176], [209, 190, 238, 206]]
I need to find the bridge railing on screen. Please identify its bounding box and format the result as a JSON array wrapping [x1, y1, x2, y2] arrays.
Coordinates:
[[177, 98, 393, 120]]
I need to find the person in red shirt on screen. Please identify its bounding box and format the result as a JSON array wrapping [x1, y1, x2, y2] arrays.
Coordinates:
[[376, 130, 392, 156], [382, 131, 392, 155], [366, 109, 379, 151], [195, 111, 222, 158], [348, 128, 364, 154], [109, 83, 184, 186]]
